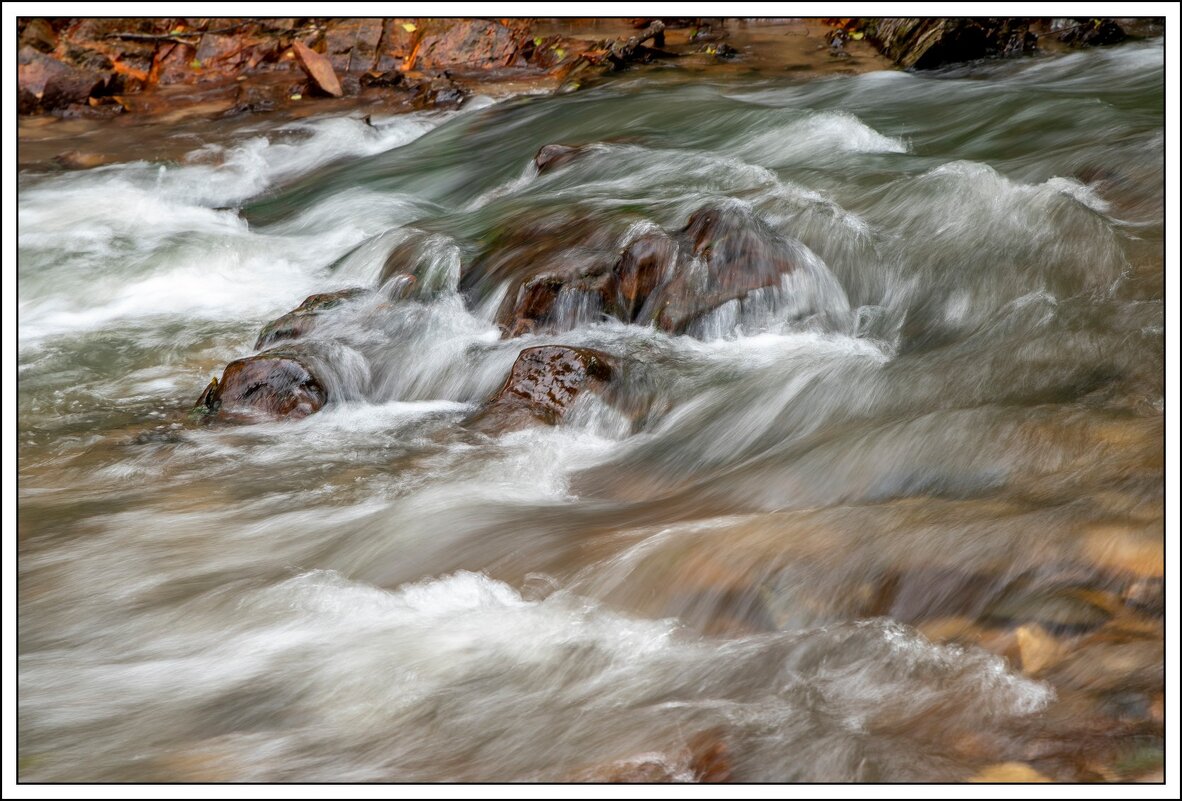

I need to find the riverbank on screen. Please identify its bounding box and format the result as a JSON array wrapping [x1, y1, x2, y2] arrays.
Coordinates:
[[18, 16, 1160, 169]]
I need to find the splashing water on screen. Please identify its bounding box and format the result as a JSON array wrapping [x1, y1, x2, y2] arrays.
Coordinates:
[[18, 39, 1163, 782]]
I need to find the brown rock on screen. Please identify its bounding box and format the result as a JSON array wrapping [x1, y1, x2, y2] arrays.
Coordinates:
[[255, 288, 370, 350], [611, 230, 677, 321], [292, 40, 342, 97], [468, 212, 622, 335], [195, 350, 327, 422], [467, 346, 615, 432], [638, 204, 800, 335], [488, 204, 802, 339], [1014, 623, 1065, 676], [19, 45, 110, 113], [412, 19, 527, 70]]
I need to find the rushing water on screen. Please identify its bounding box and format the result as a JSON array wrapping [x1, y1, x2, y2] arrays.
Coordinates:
[[18, 40, 1164, 783]]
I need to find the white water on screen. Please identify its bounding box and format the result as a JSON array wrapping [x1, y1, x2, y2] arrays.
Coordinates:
[[18, 40, 1164, 782]]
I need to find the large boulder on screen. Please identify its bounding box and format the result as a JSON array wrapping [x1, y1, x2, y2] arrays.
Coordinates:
[[466, 346, 615, 432], [492, 202, 801, 338], [195, 350, 327, 422], [462, 212, 622, 335], [18, 45, 110, 113]]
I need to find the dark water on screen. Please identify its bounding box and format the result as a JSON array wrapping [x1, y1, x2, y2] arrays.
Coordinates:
[[18, 40, 1164, 782]]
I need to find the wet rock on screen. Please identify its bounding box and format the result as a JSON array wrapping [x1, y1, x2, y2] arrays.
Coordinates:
[[533, 143, 586, 174], [409, 76, 467, 109], [195, 350, 327, 422], [489, 204, 801, 339], [375, 231, 459, 298], [466, 346, 615, 432], [647, 205, 799, 334], [292, 40, 342, 97], [467, 212, 622, 334], [607, 20, 668, 70], [1058, 18, 1127, 47], [254, 288, 370, 350], [686, 731, 732, 783], [610, 231, 676, 322], [18, 45, 111, 113], [1014, 623, 1066, 676], [52, 150, 112, 170], [864, 18, 1037, 70]]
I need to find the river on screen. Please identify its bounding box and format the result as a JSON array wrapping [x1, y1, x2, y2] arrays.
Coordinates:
[[17, 38, 1164, 782]]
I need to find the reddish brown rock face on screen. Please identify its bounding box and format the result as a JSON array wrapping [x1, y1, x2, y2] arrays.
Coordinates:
[[467, 346, 615, 432], [254, 288, 370, 350], [196, 352, 327, 422], [412, 19, 528, 70]]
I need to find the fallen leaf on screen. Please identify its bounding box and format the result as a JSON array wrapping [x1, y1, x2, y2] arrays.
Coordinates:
[[401, 22, 416, 33]]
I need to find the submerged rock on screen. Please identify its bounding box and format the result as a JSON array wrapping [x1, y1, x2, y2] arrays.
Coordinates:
[[534, 143, 586, 174], [568, 731, 732, 783], [195, 350, 327, 422], [466, 345, 615, 432], [254, 288, 370, 350]]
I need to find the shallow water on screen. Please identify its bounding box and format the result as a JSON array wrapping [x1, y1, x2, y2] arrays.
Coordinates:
[[18, 40, 1164, 782]]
